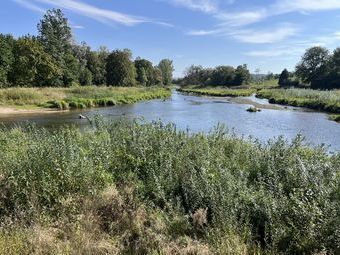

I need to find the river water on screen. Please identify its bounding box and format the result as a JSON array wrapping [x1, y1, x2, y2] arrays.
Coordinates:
[[0, 90, 339, 151]]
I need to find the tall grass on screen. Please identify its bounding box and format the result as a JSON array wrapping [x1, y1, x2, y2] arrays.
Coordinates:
[[177, 87, 256, 97], [0, 86, 171, 110], [257, 88, 340, 113], [0, 119, 339, 254]]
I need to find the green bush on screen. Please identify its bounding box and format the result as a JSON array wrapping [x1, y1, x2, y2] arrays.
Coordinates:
[[0, 120, 339, 254]]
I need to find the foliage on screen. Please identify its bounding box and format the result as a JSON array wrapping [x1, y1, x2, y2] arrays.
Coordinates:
[[257, 88, 340, 114], [135, 58, 155, 86], [181, 64, 251, 87], [0, 9, 172, 88], [9, 36, 61, 87], [0, 34, 15, 87], [158, 59, 174, 86], [278, 69, 289, 87], [295, 46, 340, 89], [106, 49, 136, 86], [0, 120, 339, 254]]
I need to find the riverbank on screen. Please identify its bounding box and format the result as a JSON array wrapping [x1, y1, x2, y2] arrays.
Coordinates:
[[0, 86, 171, 113], [0, 120, 338, 254], [256, 88, 340, 114], [177, 87, 256, 97]]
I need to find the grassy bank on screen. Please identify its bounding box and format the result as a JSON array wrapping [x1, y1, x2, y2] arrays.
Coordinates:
[[0, 119, 339, 254], [177, 87, 256, 97], [257, 88, 340, 114], [0, 86, 171, 110]]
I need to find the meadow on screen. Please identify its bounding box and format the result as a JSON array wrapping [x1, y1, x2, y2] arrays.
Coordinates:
[[257, 88, 340, 114], [0, 86, 171, 110], [0, 119, 339, 254]]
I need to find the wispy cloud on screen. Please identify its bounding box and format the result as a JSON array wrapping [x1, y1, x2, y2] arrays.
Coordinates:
[[166, 0, 219, 13], [230, 24, 299, 44], [13, 0, 44, 13], [186, 29, 221, 35], [14, 0, 172, 27]]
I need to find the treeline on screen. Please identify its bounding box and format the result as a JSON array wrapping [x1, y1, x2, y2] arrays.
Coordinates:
[[0, 9, 174, 88], [279, 46, 340, 89], [178, 64, 251, 86]]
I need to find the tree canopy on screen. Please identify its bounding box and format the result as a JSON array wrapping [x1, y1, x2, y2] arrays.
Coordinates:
[[0, 9, 173, 88]]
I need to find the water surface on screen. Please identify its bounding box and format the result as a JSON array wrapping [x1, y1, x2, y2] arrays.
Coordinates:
[[0, 90, 339, 151]]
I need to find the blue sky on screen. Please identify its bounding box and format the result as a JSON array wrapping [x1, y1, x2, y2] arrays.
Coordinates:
[[1, 0, 340, 77]]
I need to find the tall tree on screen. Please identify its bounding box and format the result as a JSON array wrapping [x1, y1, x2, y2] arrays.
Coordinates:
[[135, 58, 154, 86], [0, 34, 15, 87], [234, 64, 250, 85], [10, 36, 60, 87], [295, 46, 330, 88], [212, 66, 235, 86], [278, 69, 289, 87], [106, 49, 136, 86], [158, 59, 174, 86], [38, 9, 73, 85]]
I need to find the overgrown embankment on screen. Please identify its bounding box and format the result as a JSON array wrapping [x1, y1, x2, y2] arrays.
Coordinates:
[[177, 87, 255, 97], [0, 86, 171, 111], [0, 119, 339, 254], [257, 88, 340, 114]]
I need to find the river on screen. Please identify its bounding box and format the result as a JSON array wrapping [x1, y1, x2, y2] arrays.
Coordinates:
[[0, 90, 339, 151]]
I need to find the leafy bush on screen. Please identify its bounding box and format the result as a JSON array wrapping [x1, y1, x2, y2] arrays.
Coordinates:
[[0, 120, 339, 254]]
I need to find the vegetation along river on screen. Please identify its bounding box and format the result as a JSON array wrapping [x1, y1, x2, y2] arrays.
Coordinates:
[[0, 90, 339, 151]]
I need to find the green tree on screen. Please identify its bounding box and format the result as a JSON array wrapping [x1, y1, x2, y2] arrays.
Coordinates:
[[10, 36, 60, 87], [325, 48, 340, 89], [38, 9, 73, 85], [106, 49, 136, 86], [152, 67, 163, 86], [63, 53, 80, 87], [158, 59, 174, 86], [135, 58, 154, 86], [278, 69, 289, 87], [295, 46, 330, 88], [212, 66, 235, 86], [0, 34, 15, 87], [234, 64, 250, 85]]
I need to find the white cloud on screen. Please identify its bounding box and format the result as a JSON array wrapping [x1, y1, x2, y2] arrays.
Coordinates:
[[35, 0, 150, 26], [216, 9, 267, 27], [15, 0, 172, 27], [13, 0, 44, 13], [187, 29, 221, 35], [166, 0, 218, 13], [230, 24, 299, 44]]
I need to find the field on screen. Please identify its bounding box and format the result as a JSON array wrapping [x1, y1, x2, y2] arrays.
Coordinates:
[[0, 119, 339, 254], [257, 88, 340, 114], [0, 86, 171, 110]]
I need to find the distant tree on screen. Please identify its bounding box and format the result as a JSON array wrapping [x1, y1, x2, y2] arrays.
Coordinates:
[[10, 36, 60, 87], [265, 72, 274, 80], [158, 59, 174, 86], [0, 34, 15, 87], [278, 69, 289, 87], [38, 9, 73, 85], [152, 67, 163, 86], [106, 49, 136, 86], [325, 48, 340, 89], [183, 65, 204, 85], [234, 64, 250, 85], [135, 58, 154, 86], [295, 46, 330, 88], [212, 66, 235, 86]]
